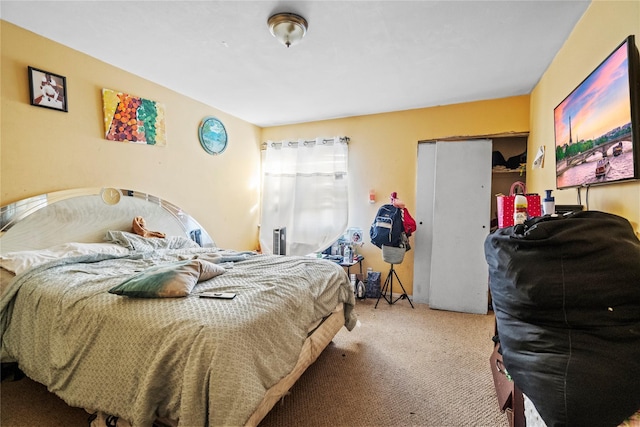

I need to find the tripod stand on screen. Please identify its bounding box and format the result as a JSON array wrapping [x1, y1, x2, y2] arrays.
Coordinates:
[[375, 262, 414, 308]]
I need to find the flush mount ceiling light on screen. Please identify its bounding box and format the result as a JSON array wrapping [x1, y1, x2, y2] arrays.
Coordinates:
[[268, 13, 308, 48]]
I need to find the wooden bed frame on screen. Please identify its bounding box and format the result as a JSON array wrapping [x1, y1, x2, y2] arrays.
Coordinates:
[[0, 187, 345, 426]]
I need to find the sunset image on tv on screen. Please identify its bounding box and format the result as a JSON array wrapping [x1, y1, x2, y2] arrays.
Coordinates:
[[554, 37, 637, 189]]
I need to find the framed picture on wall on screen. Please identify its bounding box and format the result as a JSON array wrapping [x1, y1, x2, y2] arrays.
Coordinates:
[[28, 66, 68, 112]]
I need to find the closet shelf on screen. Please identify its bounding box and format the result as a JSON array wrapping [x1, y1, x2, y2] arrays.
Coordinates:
[[492, 167, 525, 175]]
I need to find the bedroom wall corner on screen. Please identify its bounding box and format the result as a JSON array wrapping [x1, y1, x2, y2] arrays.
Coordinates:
[[527, 0, 640, 235], [0, 20, 262, 250]]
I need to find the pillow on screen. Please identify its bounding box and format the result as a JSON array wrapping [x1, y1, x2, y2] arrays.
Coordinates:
[[0, 242, 130, 275], [105, 230, 200, 251], [108, 259, 225, 298]]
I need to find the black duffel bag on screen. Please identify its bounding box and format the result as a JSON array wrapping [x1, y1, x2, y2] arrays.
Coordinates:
[[485, 211, 640, 427]]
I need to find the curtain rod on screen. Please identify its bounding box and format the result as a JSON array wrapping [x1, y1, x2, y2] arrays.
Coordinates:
[[261, 136, 350, 150]]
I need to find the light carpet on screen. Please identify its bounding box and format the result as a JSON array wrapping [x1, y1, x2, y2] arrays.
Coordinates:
[[1, 298, 507, 426]]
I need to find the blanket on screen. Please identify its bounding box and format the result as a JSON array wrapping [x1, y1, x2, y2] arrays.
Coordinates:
[[1, 248, 356, 426]]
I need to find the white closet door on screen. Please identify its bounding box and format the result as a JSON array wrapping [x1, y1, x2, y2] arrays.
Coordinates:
[[412, 143, 436, 304], [414, 139, 492, 314]]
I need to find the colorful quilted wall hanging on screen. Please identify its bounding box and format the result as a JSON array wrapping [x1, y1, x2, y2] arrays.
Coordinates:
[[102, 88, 166, 146]]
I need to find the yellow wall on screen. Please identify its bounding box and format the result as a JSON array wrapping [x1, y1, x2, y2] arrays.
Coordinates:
[[10, 2, 636, 296], [0, 21, 262, 250], [2, 20, 530, 295], [528, 0, 640, 235], [262, 96, 530, 294]]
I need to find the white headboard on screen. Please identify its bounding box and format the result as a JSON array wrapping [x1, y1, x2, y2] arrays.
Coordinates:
[[0, 188, 214, 253]]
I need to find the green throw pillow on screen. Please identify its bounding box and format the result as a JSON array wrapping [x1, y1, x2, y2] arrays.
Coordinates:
[[109, 259, 225, 298]]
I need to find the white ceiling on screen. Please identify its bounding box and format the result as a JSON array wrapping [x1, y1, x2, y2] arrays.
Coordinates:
[[2, 0, 591, 127]]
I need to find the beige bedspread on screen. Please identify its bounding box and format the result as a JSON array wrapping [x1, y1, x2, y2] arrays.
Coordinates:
[[0, 248, 356, 426]]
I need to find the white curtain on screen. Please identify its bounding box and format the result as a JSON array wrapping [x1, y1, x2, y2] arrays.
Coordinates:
[[260, 137, 349, 256]]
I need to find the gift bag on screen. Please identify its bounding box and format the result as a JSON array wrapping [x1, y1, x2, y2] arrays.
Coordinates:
[[496, 182, 542, 228], [526, 193, 542, 218]]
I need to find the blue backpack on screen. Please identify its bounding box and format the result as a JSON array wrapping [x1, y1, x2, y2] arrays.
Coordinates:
[[370, 204, 404, 248]]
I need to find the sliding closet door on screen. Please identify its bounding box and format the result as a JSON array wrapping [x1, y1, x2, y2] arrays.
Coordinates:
[[412, 143, 436, 304], [414, 139, 491, 314]]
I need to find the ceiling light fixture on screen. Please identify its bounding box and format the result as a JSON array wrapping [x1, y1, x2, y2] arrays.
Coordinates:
[[268, 13, 308, 48]]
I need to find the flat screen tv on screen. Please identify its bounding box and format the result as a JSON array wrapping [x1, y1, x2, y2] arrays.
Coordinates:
[[554, 35, 640, 189]]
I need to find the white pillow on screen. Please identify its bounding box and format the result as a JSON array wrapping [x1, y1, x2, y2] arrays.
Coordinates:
[[0, 242, 130, 275]]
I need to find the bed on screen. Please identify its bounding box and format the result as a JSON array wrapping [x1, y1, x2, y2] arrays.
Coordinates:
[[484, 211, 640, 427], [0, 187, 357, 427]]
